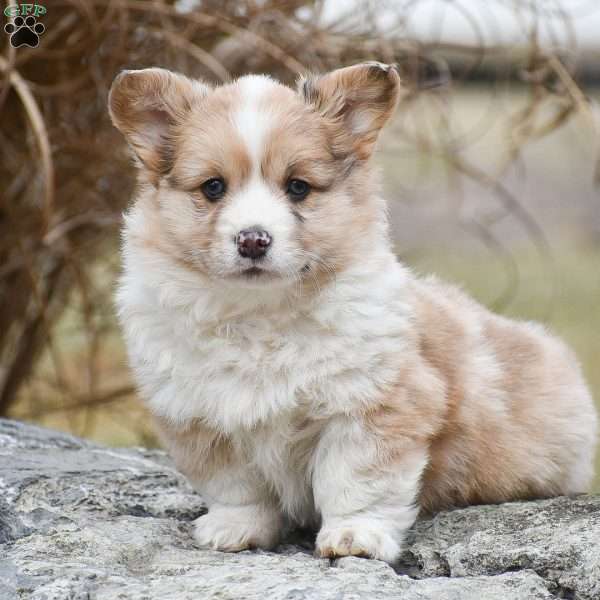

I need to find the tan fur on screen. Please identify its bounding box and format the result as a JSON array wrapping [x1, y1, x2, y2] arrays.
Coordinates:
[[300, 62, 402, 160], [111, 65, 394, 285], [412, 278, 593, 511], [111, 63, 597, 563], [155, 415, 233, 485], [354, 273, 595, 515], [108, 68, 209, 178]]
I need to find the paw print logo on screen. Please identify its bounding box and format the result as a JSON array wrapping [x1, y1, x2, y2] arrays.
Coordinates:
[[4, 15, 45, 48]]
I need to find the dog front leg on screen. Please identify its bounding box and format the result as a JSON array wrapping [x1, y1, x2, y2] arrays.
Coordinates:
[[156, 418, 282, 552], [312, 416, 427, 564], [192, 465, 283, 552]]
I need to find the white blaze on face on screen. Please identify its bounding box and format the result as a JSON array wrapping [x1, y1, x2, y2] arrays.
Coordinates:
[[233, 75, 274, 168], [216, 75, 300, 275]]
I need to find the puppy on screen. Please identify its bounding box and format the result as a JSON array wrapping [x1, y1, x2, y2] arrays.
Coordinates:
[[109, 63, 597, 563]]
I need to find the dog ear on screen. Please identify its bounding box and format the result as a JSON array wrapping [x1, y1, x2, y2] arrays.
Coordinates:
[[298, 62, 401, 160], [109, 68, 210, 175]]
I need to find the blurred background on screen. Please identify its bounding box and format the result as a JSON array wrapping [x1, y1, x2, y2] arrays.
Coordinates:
[[1, 0, 599, 488]]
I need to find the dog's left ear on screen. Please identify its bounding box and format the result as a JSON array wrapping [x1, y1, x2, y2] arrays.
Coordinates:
[[298, 62, 401, 160]]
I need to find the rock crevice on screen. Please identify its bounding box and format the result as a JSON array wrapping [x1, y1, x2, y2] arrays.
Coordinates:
[[0, 419, 598, 600]]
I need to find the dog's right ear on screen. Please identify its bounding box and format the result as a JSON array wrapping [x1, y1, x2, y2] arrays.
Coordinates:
[[298, 62, 401, 161], [108, 68, 210, 176]]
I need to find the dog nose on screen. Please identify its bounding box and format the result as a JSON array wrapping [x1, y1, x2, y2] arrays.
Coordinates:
[[236, 227, 272, 259]]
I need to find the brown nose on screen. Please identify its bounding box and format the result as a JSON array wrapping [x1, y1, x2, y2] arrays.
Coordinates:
[[236, 227, 272, 259]]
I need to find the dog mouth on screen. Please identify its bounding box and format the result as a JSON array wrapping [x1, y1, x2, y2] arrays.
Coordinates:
[[233, 264, 281, 280], [241, 266, 267, 277], [228, 263, 312, 283], [242, 264, 311, 277]]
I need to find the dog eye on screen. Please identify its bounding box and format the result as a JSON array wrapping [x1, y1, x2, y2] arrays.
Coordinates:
[[200, 177, 226, 201], [286, 179, 311, 201]]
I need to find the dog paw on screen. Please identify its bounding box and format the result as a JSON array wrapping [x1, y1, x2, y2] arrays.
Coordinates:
[[193, 504, 281, 552], [316, 522, 401, 563]]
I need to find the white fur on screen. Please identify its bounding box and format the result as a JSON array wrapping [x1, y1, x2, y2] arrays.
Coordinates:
[[118, 218, 411, 433], [201, 75, 309, 280], [312, 416, 425, 562], [118, 193, 415, 559], [233, 75, 276, 171], [215, 178, 300, 278], [114, 70, 597, 564], [194, 503, 282, 551]]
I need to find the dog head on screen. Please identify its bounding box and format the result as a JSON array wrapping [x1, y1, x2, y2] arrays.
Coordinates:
[[109, 63, 401, 290]]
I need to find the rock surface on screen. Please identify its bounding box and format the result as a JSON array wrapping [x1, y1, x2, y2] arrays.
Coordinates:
[[0, 418, 598, 599]]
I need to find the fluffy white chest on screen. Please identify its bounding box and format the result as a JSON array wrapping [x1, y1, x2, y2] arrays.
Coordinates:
[[117, 247, 412, 511]]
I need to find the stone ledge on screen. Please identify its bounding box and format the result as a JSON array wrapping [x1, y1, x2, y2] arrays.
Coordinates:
[[0, 419, 598, 599]]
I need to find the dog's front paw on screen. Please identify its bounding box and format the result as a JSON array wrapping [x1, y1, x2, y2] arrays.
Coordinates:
[[316, 521, 401, 563], [193, 504, 282, 552]]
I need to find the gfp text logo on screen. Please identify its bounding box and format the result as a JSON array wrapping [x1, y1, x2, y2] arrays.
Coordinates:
[[4, 4, 46, 17]]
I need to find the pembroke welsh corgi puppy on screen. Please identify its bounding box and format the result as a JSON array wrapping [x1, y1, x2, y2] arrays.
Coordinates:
[[109, 63, 597, 563]]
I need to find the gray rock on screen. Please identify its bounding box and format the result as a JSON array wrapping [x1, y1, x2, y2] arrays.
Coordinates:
[[0, 419, 597, 599]]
